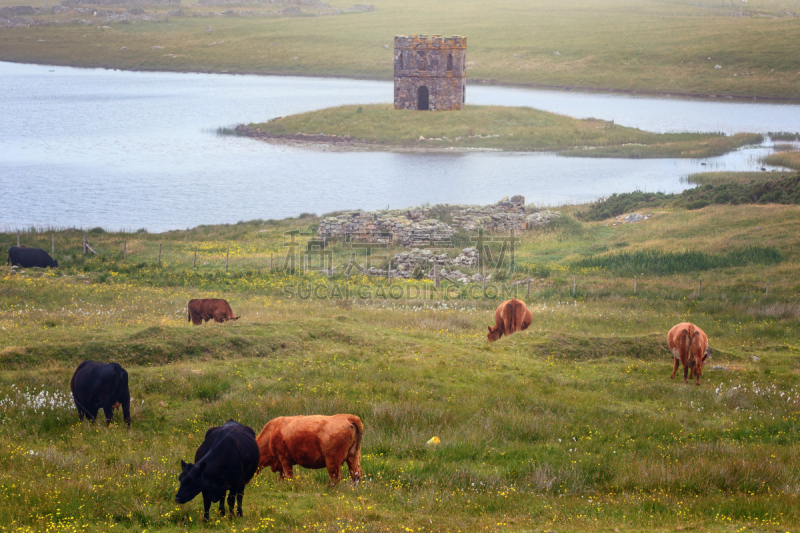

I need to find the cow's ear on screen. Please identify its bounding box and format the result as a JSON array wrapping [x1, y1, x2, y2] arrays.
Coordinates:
[[180, 459, 188, 470], [488, 326, 492, 332]]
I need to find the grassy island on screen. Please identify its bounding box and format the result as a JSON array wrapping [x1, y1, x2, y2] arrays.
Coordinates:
[[245, 104, 761, 157]]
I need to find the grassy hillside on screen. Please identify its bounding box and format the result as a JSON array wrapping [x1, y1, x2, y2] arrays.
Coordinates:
[[246, 104, 761, 157], [2, 196, 800, 531], [1, 0, 800, 99]]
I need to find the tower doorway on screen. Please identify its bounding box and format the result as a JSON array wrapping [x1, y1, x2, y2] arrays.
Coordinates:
[[418, 86, 429, 110]]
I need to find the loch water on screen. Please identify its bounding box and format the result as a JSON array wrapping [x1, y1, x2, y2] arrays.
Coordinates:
[[1, 61, 798, 232]]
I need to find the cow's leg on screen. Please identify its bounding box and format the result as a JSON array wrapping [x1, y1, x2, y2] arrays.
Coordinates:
[[279, 458, 294, 480], [326, 460, 342, 486], [346, 453, 361, 482], [202, 493, 212, 522], [121, 398, 131, 428], [235, 489, 244, 517], [671, 358, 679, 380], [683, 364, 689, 384], [218, 493, 226, 517], [227, 490, 236, 517], [76, 404, 85, 421], [102, 404, 114, 426]]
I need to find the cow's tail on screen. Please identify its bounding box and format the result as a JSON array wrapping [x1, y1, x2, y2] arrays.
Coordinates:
[[348, 415, 363, 466], [505, 300, 518, 333]]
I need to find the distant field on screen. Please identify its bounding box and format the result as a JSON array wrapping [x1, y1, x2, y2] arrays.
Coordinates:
[[1, 0, 800, 99], [246, 104, 762, 157]]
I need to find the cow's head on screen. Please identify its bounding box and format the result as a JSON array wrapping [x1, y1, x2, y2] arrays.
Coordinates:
[[487, 325, 503, 342], [231, 316, 240, 321], [175, 460, 204, 504], [51, 259, 59, 268], [176, 459, 225, 504]]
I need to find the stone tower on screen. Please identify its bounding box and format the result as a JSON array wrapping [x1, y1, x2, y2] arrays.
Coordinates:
[[393, 35, 466, 111]]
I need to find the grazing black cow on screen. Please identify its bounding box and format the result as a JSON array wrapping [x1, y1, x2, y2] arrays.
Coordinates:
[[175, 420, 260, 521], [70, 361, 131, 427], [7, 247, 58, 268]]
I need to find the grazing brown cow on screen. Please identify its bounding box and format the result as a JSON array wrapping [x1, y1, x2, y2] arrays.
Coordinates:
[[188, 298, 240, 325], [668, 322, 711, 386], [487, 298, 533, 342], [256, 414, 363, 485]]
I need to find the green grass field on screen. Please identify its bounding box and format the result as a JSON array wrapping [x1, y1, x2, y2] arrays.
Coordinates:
[[1, 0, 800, 99], [246, 104, 761, 157], [2, 196, 800, 532]]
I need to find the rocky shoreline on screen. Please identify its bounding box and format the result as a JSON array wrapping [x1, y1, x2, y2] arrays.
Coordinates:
[[234, 124, 509, 153]]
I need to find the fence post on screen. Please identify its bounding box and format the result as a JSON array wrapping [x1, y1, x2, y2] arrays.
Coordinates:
[[766, 281, 770, 298], [634, 276, 637, 295], [83, 234, 88, 255], [158, 243, 162, 265], [17, 232, 20, 247], [434, 261, 439, 288], [123, 239, 127, 260], [51, 233, 54, 255], [226, 248, 229, 272], [526, 277, 531, 299], [573, 275, 576, 297], [698, 279, 702, 299]]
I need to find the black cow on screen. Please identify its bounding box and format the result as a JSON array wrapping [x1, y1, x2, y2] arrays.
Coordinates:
[[70, 361, 131, 427], [175, 420, 260, 521], [7, 247, 58, 268]]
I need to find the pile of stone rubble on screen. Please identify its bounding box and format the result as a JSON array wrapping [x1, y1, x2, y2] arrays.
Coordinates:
[[345, 247, 492, 283], [317, 196, 561, 246]]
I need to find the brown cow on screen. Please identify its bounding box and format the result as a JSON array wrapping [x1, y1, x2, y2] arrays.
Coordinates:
[[188, 298, 240, 325], [668, 322, 711, 386], [487, 298, 533, 342], [256, 414, 363, 485]]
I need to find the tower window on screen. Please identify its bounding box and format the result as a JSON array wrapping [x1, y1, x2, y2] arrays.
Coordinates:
[[447, 53, 453, 72]]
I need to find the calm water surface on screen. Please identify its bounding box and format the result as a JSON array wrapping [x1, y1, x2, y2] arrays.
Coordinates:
[[1, 61, 798, 232]]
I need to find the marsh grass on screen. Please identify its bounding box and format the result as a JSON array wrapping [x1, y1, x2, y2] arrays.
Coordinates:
[[763, 150, 800, 170], [687, 171, 784, 185]]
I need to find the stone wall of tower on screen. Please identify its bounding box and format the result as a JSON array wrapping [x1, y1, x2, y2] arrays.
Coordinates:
[[393, 35, 467, 111]]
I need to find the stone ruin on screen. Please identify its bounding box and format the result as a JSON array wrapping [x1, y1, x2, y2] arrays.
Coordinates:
[[394, 35, 466, 111], [318, 196, 561, 283], [317, 195, 561, 247]]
